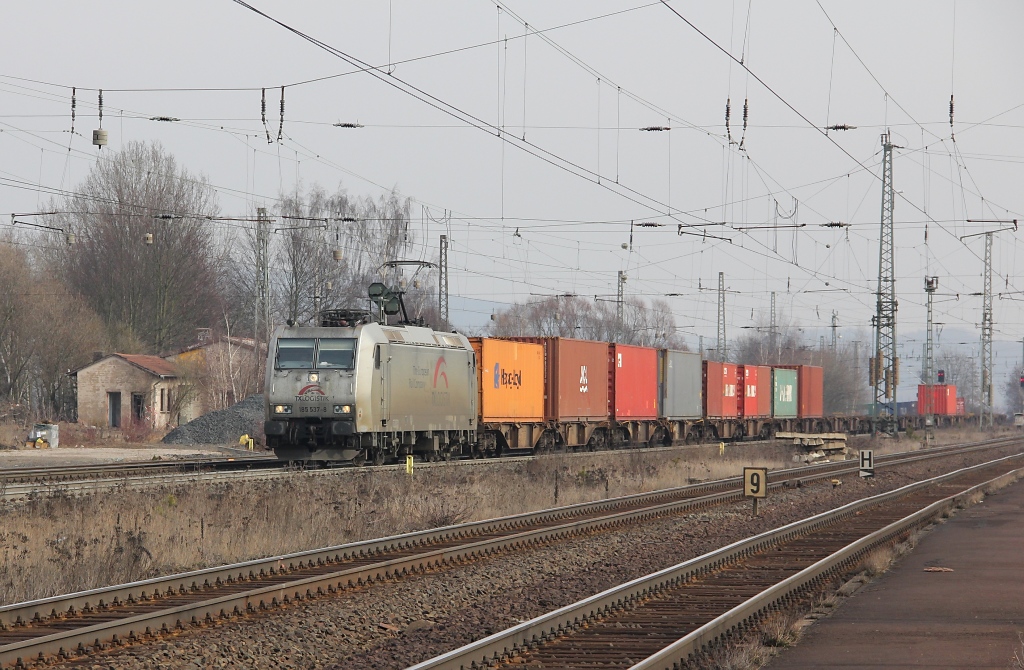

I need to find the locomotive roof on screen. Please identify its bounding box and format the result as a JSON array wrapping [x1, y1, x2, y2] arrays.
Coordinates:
[[274, 322, 469, 349]]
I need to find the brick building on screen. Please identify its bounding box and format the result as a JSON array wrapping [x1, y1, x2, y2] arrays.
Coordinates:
[[73, 354, 182, 429]]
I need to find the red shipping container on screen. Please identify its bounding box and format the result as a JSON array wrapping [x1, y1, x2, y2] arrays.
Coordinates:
[[917, 384, 958, 416], [704, 361, 739, 419], [510, 337, 610, 421], [777, 365, 823, 418], [917, 384, 934, 415], [936, 384, 957, 415], [956, 397, 965, 415], [737, 365, 771, 418], [608, 344, 659, 420]]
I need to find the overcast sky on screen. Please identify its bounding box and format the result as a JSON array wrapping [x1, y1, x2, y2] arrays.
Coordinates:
[[3, 1, 1024, 403]]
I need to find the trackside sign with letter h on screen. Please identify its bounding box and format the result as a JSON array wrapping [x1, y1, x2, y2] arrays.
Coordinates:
[[859, 449, 874, 477]]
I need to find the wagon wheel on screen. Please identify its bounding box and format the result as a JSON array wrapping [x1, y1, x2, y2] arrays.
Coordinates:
[[758, 425, 771, 440]]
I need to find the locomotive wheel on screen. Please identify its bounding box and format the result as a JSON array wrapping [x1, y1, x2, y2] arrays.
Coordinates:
[[353, 451, 367, 467], [372, 449, 385, 466]]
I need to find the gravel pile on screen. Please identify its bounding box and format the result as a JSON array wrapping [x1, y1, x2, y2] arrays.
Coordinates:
[[49, 445, 1019, 669], [161, 395, 264, 445]]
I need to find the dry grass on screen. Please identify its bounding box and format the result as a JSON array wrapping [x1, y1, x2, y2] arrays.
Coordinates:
[[0, 447, 791, 605], [1011, 632, 1024, 670]]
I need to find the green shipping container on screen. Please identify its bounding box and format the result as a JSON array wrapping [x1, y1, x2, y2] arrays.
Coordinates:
[[772, 368, 798, 419]]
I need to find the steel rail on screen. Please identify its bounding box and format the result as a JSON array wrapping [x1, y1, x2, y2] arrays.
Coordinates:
[[0, 455, 278, 483], [0, 439, 1018, 668], [1, 435, 1015, 502], [0, 437, 1000, 629], [405, 453, 1024, 670], [629, 465, 1024, 670]]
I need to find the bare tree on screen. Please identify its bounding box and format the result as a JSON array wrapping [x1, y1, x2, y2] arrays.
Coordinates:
[[1002, 363, 1023, 414], [0, 236, 107, 419], [49, 141, 222, 353], [0, 242, 38, 407], [270, 185, 418, 325], [935, 349, 978, 412], [488, 295, 687, 348]]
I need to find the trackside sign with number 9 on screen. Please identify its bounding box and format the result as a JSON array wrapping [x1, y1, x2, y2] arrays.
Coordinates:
[[744, 467, 768, 498]]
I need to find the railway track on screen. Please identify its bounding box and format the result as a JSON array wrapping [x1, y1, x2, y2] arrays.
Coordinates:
[[0, 436, 1018, 668], [0, 434, 1015, 502], [408, 453, 1024, 670], [0, 456, 286, 501], [0, 455, 280, 484]]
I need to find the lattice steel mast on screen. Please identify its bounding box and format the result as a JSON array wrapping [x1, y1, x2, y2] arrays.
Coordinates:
[[872, 132, 898, 436], [439, 234, 449, 330], [962, 218, 1017, 426], [717, 271, 727, 362], [255, 207, 271, 391], [923, 276, 938, 426], [617, 270, 626, 335], [981, 232, 994, 428]]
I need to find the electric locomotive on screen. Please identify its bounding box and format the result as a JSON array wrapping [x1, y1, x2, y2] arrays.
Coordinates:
[[264, 310, 477, 463]]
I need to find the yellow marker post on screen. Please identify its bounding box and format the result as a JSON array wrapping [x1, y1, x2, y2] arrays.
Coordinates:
[[719, 441, 726, 456], [406, 455, 414, 474]]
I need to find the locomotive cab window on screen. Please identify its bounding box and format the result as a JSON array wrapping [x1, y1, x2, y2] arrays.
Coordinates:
[[276, 338, 316, 369], [317, 338, 356, 369]]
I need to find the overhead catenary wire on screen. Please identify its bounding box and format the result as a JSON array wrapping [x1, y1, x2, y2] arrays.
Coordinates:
[[2, 5, 1018, 347]]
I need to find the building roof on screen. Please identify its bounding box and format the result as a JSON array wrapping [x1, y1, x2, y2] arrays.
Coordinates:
[[71, 353, 178, 379], [116, 354, 178, 378]]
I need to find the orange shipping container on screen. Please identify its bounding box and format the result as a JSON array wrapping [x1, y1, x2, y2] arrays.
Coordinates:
[[469, 338, 545, 423]]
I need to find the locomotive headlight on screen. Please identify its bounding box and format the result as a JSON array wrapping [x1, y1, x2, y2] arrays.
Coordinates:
[[308, 372, 319, 383], [273, 404, 293, 414], [333, 404, 352, 414]]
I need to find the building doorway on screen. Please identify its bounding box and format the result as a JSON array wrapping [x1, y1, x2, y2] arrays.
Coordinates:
[[107, 392, 121, 428], [131, 393, 145, 422]]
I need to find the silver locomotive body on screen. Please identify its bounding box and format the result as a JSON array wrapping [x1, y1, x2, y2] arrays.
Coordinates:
[[264, 322, 477, 462]]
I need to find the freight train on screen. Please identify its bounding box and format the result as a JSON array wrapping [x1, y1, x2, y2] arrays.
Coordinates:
[[263, 316, 967, 463]]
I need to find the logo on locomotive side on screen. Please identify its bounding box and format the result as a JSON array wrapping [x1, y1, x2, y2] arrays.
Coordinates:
[[296, 384, 326, 399], [580, 365, 588, 393], [493, 362, 523, 389], [433, 357, 449, 388]]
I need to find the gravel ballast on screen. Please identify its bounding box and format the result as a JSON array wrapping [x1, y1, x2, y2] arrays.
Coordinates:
[[162, 395, 264, 445], [49, 444, 1023, 670]]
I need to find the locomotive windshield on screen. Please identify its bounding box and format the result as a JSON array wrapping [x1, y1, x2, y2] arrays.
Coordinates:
[[275, 337, 356, 370], [317, 338, 357, 369], [276, 338, 315, 369]]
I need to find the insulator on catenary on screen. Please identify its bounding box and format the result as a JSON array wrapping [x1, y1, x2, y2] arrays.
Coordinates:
[[739, 98, 749, 149], [949, 94, 955, 139], [70, 87, 76, 136], [262, 88, 272, 144], [725, 98, 732, 142], [277, 86, 285, 142]]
